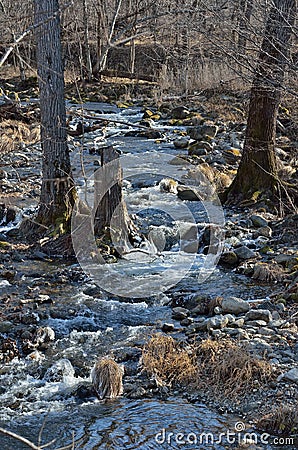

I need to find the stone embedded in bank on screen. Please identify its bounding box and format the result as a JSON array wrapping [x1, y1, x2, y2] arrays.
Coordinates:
[[244, 309, 272, 323], [221, 296, 250, 315]]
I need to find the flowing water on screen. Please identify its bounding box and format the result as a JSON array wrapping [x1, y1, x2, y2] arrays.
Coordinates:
[[0, 102, 281, 449]]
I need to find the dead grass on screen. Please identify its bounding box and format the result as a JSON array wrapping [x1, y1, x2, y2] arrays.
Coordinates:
[[141, 334, 198, 386], [142, 336, 272, 396], [257, 405, 298, 436], [196, 338, 273, 396], [0, 120, 39, 154]]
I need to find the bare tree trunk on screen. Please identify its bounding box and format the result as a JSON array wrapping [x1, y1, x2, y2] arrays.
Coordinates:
[[94, 146, 134, 253], [225, 0, 297, 207], [34, 0, 76, 230], [237, 0, 253, 53], [83, 0, 93, 81]]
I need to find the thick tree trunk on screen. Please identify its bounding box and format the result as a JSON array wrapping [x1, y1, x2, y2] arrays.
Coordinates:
[[94, 146, 134, 254], [34, 0, 76, 230], [225, 0, 297, 206]]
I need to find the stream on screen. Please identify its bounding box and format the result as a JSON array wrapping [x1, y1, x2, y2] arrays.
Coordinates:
[[0, 102, 283, 449]]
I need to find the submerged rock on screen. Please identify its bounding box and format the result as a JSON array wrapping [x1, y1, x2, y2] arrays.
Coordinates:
[[44, 358, 75, 382]]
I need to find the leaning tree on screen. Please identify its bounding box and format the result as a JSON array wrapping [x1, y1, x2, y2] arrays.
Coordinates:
[[225, 0, 297, 208], [34, 0, 76, 232]]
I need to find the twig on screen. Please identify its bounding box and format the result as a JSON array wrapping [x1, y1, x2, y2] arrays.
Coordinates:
[[0, 427, 79, 450]]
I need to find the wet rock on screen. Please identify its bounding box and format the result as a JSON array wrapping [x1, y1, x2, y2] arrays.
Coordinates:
[[245, 320, 268, 327], [180, 317, 193, 326], [75, 383, 95, 399], [188, 123, 218, 140], [125, 385, 147, 399], [250, 214, 268, 228], [31, 251, 48, 261], [189, 147, 208, 157], [244, 309, 272, 323], [169, 156, 188, 165], [219, 251, 239, 266], [256, 226, 272, 238], [83, 285, 102, 297], [141, 129, 162, 139], [221, 296, 250, 315], [278, 368, 298, 383], [159, 178, 179, 194], [0, 270, 16, 282], [6, 207, 17, 224], [186, 319, 208, 333], [171, 106, 190, 120], [172, 307, 189, 320], [173, 137, 189, 149], [35, 326, 55, 346], [44, 358, 75, 382], [188, 141, 213, 156], [234, 246, 257, 260], [231, 318, 245, 328], [148, 225, 179, 251], [207, 315, 229, 330], [177, 186, 201, 201], [0, 321, 13, 333], [161, 323, 175, 332], [21, 311, 40, 325]]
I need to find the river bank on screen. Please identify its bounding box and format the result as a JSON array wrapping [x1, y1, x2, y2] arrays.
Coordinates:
[[0, 81, 297, 448]]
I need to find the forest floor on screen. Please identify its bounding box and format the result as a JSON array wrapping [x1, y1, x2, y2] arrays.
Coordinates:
[[0, 73, 298, 442]]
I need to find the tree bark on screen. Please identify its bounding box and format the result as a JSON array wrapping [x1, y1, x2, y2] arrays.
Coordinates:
[[94, 146, 134, 254], [225, 0, 297, 207], [34, 0, 76, 230]]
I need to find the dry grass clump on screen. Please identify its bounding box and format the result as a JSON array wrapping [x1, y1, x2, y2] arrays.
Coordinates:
[[141, 334, 198, 386], [257, 405, 298, 436], [197, 338, 272, 396], [185, 163, 232, 194], [0, 119, 39, 153]]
